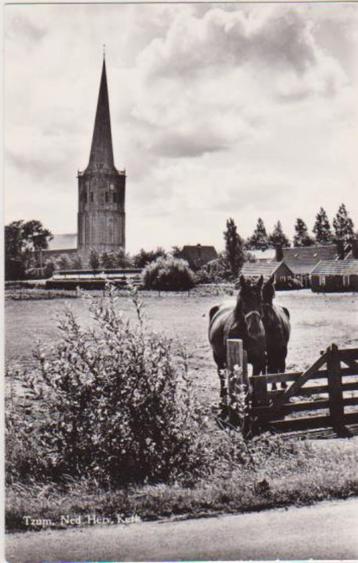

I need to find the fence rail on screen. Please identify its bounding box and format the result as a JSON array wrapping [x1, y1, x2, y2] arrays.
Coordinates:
[[225, 340, 358, 437]]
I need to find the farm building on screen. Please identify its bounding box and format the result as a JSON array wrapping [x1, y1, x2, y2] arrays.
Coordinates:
[[180, 244, 218, 270], [282, 245, 338, 287], [240, 261, 294, 288], [310, 260, 358, 292]]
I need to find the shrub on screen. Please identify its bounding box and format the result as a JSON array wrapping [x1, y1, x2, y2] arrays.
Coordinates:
[[196, 255, 232, 283], [43, 259, 56, 278], [89, 249, 100, 270], [142, 257, 195, 291], [6, 287, 211, 486], [69, 254, 83, 269]]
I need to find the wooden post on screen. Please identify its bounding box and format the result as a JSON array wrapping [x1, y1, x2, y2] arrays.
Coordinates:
[[251, 375, 268, 407], [226, 338, 244, 396], [327, 343, 347, 436]]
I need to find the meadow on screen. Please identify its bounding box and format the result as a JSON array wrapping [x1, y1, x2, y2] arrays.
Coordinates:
[[5, 287, 358, 532], [5, 288, 358, 404]]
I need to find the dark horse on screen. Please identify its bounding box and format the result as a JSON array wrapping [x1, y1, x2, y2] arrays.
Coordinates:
[[262, 275, 291, 390], [208, 275, 266, 406]]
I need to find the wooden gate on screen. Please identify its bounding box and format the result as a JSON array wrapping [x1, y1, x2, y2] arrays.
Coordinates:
[[226, 340, 358, 436]]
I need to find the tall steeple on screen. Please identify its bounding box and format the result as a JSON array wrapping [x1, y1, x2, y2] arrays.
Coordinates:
[[86, 56, 115, 172], [77, 54, 126, 258]]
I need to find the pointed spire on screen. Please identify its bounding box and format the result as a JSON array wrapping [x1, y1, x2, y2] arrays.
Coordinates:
[[86, 57, 115, 171]]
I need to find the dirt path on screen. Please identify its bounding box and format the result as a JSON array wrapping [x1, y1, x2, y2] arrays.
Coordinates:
[[6, 498, 358, 562]]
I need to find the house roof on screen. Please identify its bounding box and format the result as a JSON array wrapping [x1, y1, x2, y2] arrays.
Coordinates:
[[241, 261, 291, 277], [311, 260, 358, 276], [181, 245, 218, 261], [282, 245, 338, 275], [48, 234, 77, 251], [248, 249, 276, 261]]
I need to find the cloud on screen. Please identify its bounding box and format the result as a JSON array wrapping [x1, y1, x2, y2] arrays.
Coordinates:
[[4, 3, 358, 252]]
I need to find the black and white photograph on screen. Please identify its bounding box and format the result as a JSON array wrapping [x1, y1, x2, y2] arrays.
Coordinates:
[[4, 1, 358, 561]]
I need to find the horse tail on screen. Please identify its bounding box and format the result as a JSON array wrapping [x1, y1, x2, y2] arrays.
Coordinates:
[[209, 305, 220, 322], [282, 306, 290, 319]]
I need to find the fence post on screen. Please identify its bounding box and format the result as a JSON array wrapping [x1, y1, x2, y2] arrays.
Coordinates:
[[226, 339, 249, 431], [327, 343, 347, 436], [251, 372, 268, 407]]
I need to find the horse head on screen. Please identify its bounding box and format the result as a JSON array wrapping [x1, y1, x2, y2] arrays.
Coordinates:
[[236, 275, 264, 325], [235, 275, 266, 368]]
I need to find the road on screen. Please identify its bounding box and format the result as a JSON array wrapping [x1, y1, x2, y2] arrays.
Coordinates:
[[6, 498, 358, 562]]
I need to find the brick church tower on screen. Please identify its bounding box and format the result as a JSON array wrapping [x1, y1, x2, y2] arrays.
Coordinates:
[[77, 56, 126, 257]]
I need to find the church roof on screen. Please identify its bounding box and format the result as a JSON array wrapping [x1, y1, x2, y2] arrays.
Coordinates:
[[86, 58, 115, 172]]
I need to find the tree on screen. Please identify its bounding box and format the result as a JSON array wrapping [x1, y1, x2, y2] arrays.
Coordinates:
[[114, 248, 133, 268], [246, 218, 269, 250], [223, 218, 245, 277], [57, 254, 71, 270], [269, 221, 290, 253], [89, 249, 100, 270], [171, 246, 183, 259], [313, 207, 333, 244], [133, 247, 167, 269], [5, 219, 53, 280], [70, 254, 83, 269], [293, 218, 315, 247], [101, 252, 115, 269], [333, 203, 355, 243]]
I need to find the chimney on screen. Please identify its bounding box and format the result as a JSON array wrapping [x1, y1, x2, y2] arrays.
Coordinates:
[[336, 240, 345, 260]]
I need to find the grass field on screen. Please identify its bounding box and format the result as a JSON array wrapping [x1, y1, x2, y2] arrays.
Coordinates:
[[5, 287, 358, 532], [5, 288, 358, 404]]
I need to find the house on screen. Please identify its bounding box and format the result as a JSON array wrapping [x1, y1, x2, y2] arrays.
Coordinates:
[[180, 244, 218, 270], [43, 234, 78, 261], [240, 261, 294, 288], [310, 260, 358, 292], [281, 245, 338, 287]]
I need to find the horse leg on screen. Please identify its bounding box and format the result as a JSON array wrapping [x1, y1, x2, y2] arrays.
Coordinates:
[[279, 349, 288, 390], [267, 354, 278, 391]]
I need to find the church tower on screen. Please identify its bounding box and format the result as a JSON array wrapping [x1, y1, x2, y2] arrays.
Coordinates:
[[77, 56, 126, 257]]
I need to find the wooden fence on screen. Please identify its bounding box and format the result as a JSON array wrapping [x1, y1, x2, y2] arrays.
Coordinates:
[[226, 339, 358, 436]]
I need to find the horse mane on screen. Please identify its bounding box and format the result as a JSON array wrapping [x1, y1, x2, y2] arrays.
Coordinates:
[[263, 277, 275, 305]]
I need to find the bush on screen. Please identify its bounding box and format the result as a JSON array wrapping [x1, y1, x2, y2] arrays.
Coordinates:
[[142, 257, 195, 291], [196, 255, 232, 283], [6, 287, 211, 486]]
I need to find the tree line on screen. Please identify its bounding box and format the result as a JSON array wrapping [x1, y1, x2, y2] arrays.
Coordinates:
[[246, 204, 355, 251], [222, 203, 355, 278], [5, 203, 355, 281]]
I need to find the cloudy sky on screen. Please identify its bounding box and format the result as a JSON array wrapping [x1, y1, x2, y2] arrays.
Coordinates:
[[4, 2, 358, 253]]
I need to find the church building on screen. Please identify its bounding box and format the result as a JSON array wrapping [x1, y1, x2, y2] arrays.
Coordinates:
[[77, 56, 126, 257]]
